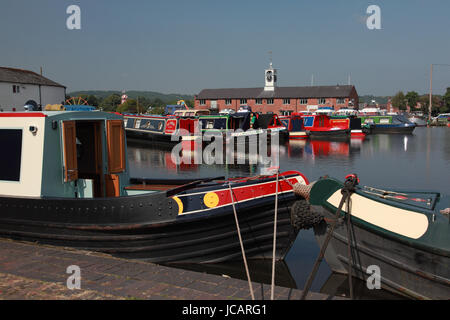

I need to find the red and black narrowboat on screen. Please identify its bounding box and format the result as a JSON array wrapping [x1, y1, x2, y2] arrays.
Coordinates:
[[303, 114, 351, 139], [0, 110, 309, 263], [279, 113, 309, 140]]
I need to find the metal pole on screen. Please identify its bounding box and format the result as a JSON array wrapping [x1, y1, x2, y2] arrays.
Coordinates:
[[429, 64, 432, 123]]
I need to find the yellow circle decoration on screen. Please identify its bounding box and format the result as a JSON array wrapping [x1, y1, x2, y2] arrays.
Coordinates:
[[203, 192, 220, 208], [172, 196, 184, 215]]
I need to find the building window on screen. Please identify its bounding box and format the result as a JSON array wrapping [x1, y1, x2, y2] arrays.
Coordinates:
[[240, 99, 247, 105], [337, 98, 346, 104], [300, 98, 308, 104], [267, 98, 274, 105], [255, 98, 262, 105], [283, 98, 290, 105], [225, 99, 232, 105], [318, 98, 326, 104], [199, 99, 206, 105], [12, 85, 20, 94]]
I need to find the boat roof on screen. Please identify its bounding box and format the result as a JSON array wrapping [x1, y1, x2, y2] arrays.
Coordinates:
[[0, 111, 122, 120]]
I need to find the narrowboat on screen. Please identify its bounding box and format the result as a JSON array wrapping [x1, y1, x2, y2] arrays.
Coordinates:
[[330, 115, 366, 138], [194, 112, 288, 146], [279, 113, 309, 140], [309, 176, 450, 299], [303, 114, 351, 139], [0, 111, 310, 263], [359, 115, 416, 134], [123, 114, 180, 146]]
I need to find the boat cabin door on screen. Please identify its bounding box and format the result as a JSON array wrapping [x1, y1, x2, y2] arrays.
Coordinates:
[[62, 119, 125, 198], [62, 120, 104, 198]]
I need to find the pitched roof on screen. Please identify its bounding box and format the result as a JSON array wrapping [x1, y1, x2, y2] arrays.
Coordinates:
[[197, 85, 356, 99], [0, 67, 65, 88]]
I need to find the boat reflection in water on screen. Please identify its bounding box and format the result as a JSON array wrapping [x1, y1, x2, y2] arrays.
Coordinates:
[[284, 138, 366, 160]]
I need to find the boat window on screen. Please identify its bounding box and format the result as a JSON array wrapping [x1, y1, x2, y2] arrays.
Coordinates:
[[0, 129, 22, 181], [200, 118, 227, 130], [125, 118, 135, 128], [139, 119, 165, 132]]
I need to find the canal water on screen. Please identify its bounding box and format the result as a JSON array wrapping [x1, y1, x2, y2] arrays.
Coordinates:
[[127, 127, 450, 299]]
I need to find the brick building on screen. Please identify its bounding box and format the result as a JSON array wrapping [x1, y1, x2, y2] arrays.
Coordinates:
[[194, 63, 359, 114]]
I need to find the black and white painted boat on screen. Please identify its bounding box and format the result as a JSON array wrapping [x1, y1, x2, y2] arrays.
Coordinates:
[[0, 110, 309, 263], [308, 176, 450, 299]]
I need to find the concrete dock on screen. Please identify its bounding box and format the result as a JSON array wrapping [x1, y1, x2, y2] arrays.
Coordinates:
[[0, 238, 342, 300]]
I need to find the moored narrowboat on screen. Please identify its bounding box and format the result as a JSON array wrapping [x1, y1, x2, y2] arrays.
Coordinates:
[[330, 115, 366, 139], [308, 176, 450, 299], [124, 114, 181, 146], [0, 111, 309, 263], [279, 113, 309, 140], [303, 114, 351, 139], [359, 115, 416, 134]]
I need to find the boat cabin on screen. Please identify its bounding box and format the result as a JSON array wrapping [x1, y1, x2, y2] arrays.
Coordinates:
[[124, 114, 178, 135], [303, 114, 332, 129], [0, 111, 129, 199]]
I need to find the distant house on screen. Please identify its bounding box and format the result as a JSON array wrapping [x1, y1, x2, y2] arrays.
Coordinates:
[[0, 67, 66, 111], [195, 63, 359, 114]]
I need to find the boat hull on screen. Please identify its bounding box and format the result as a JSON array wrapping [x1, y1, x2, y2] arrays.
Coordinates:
[[312, 206, 450, 299], [307, 129, 351, 140]]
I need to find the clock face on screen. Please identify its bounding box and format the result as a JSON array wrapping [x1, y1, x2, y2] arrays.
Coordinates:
[[266, 71, 273, 82]]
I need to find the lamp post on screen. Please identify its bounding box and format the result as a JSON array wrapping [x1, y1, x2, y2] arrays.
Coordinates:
[[429, 64, 450, 122]]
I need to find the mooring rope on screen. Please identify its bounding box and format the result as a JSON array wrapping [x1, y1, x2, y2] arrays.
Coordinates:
[[228, 182, 255, 300], [300, 175, 358, 300], [345, 196, 354, 299]]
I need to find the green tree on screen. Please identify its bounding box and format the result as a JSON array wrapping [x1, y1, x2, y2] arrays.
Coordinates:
[[442, 88, 450, 113], [87, 95, 99, 107], [391, 91, 406, 111], [99, 94, 121, 111], [405, 91, 419, 109]]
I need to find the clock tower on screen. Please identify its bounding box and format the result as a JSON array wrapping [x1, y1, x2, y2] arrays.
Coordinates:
[[264, 62, 277, 91]]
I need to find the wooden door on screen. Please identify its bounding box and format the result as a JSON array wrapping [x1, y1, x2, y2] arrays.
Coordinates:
[[62, 121, 78, 182]]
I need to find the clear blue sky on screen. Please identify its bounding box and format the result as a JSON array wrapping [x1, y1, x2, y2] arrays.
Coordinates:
[[1, 0, 449, 96]]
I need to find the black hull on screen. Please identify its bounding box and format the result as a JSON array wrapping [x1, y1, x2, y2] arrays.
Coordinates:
[[0, 191, 299, 264], [126, 129, 178, 146], [312, 206, 450, 299], [307, 129, 350, 141]]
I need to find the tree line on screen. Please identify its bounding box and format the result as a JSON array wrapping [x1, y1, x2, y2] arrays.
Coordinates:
[[391, 88, 450, 115], [65, 93, 194, 115]]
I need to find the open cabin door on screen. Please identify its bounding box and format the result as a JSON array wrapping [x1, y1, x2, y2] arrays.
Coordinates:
[[105, 120, 126, 197], [62, 121, 78, 182]]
